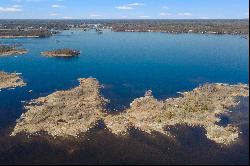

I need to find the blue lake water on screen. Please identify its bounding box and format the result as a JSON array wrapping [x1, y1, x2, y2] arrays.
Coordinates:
[[0, 30, 249, 164]]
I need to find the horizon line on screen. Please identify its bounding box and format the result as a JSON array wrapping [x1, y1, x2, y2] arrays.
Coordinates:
[[0, 18, 249, 20]]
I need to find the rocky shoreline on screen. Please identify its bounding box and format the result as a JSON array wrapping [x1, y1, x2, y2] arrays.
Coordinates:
[[0, 71, 26, 90], [11, 78, 249, 145], [41, 49, 80, 57]]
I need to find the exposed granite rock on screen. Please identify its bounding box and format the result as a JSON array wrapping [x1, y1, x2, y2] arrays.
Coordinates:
[[41, 49, 80, 57], [11, 78, 249, 145], [0, 71, 26, 90]]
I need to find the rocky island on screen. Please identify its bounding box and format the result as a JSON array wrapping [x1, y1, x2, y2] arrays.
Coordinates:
[[0, 45, 27, 56], [0, 71, 26, 90], [41, 48, 80, 57], [104, 84, 249, 145], [11, 78, 108, 137], [11, 78, 249, 145]]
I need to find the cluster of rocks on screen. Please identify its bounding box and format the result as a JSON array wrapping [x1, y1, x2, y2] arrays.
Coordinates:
[[0, 71, 26, 90], [11, 78, 249, 145]]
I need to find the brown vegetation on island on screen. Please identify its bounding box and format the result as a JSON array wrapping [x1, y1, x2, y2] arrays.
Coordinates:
[[0, 71, 26, 90], [11, 78, 108, 137], [11, 78, 249, 145]]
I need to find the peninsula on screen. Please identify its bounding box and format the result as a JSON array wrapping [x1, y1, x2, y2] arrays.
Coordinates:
[[0, 71, 26, 90], [41, 48, 80, 57], [11, 78, 249, 145]]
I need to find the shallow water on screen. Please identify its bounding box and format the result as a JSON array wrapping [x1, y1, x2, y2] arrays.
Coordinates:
[[0, 30, 249, 164]]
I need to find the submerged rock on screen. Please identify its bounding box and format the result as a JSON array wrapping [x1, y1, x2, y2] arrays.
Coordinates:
[[41, 48, 80, 57], [11, 78, 249, 145], [0, 71, 26, 90]]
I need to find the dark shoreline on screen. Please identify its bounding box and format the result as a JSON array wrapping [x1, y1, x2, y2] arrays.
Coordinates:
[[0, 123, 248, 165]]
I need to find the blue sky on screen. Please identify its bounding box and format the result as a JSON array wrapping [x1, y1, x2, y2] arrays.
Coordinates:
[[0, 0, 249, 19]]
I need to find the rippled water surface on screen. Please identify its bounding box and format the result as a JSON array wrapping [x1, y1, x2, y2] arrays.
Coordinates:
[[0, 30, 249, 164]]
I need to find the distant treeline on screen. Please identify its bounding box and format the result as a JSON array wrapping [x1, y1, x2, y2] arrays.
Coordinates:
[[0, 29, 55, 38], [0, 19, 248, 35], [103, 20, 249, 35]]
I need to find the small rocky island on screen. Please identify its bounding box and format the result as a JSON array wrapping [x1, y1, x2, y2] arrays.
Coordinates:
[[0, 71, 26, 90], [0, 45, 28, 57], [41, 48, 80, 57], [11, 78, 249, 145]]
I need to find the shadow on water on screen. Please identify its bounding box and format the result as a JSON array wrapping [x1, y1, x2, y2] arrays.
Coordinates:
[[44, 55, 80, 61], [0, 96, 248, 165]]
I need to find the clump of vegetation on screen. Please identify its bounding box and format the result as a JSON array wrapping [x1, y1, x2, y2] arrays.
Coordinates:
[[104, 83, 249, 145]]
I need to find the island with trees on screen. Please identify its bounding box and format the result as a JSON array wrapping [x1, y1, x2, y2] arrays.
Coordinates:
[[0, 45, 28, 56], [41, 48, 80, 57]]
